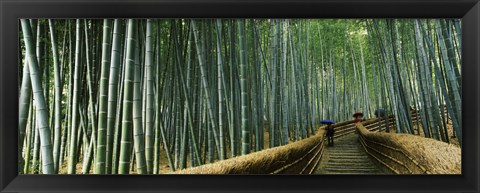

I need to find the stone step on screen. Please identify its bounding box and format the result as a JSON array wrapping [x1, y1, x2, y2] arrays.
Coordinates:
[[323, 171, 381, 175], [326, 161, 374, 167], [314, 132, 388, 174], [327, 160, 373, 164], [326, 166, 376, 170], [326, 168, 378, 172], [325, 168, 379, 173], [329, 150, 364, 154], [329, 156, 369, 159], [329, 151, 364, 154], [330, 146, 359, 147], [325, 165, 376, 170], [328, 161, 372, 165], [329, 151, 362, 154], [330, 151, 365, 156], [329, 155, 366, 158], [327, 159, 373, 163], [329, 155, 367, 157], [328, 146, 359, 149], [326, 162, 375, 167]]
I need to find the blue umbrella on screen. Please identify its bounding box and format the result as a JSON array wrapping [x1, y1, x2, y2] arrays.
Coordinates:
[[320, 119, 335, 124]]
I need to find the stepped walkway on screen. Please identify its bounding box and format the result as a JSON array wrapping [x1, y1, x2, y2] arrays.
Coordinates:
[[173, 108, 460, 174], [314, 133, 388, 174]]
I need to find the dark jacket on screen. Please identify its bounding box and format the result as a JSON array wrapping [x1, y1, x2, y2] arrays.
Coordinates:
[[326, 125, 335, 136]]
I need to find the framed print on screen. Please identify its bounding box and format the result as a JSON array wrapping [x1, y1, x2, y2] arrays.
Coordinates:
[[1, 0, 479, 192]]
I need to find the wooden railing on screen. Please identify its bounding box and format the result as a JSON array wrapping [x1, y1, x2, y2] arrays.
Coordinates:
[[271, 132, 325, 174], [356, 120, 461, 174], [273, 119, 372, 174], [333, 116, 398, 138], [172, 125, 334, 174], [172, 109, 458, 174], [357, 121, 429, 174]]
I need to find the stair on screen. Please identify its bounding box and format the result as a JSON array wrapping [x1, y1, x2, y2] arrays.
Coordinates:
[[315, 132, 388, 174]]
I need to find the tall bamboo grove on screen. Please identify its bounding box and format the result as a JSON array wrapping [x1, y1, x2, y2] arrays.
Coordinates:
[[18, 19, 461, 174]]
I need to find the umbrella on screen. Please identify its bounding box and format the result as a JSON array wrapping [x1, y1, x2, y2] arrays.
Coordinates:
[[353, 112, 364, 117], [320, 119, 335, 124], [374, 109, 386, 117]]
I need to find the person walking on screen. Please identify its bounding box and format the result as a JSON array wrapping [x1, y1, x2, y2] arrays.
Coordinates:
[[374, 108, 386, 118], [325, 123, 335, 146], [375, 108, 390, 132], [321, 119, 335, 146]]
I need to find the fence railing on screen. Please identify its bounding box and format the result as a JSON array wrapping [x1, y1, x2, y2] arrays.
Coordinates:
[[172, 125, 333, 174], [356, 120, 460, 174]]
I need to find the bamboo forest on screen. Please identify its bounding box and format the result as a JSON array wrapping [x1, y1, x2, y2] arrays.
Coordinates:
[[19, 19, 462, 175]]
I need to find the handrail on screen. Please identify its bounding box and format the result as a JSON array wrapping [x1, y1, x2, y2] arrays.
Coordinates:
[[359, 135, 429, 173], [359, 134, 414, 174], [172, 127, 328, 174], [272, 131, 327, 174], [300, 139, 325, 174], [278, 108, 446, 174], [358, 134, 401, 174], [308, 148, 324, 174], [306, 131, 328, 174], [172, 111, 444, 175], [270, 138, 323, 174], [357, 122, 432, 174], [333, 117, 397, 138]]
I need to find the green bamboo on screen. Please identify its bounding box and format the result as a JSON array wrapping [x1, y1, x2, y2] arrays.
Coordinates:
[[118, 19, 137, 174], [191, 20, 222, 156], [95, 19, 113, 174], [132, 22, 148, 174], [47, 19, 63, 173], [236, 19, 249, 155], [66, 19, 83, 174], [20, 19, 55, 174], [106, 19, 123, 174], [19, 45, 32, 175], [145, 19, 155, 174]]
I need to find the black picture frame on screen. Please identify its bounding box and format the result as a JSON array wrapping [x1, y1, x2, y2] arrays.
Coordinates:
[[1, 0, 478, 192]]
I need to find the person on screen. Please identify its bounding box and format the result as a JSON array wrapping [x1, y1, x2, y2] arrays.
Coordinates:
[[353, 112, 364, 123], [375, 108, 390, 132], [354, 115, 363, 123], [325, 123, 335, 146], [374, 108, 386, 118]]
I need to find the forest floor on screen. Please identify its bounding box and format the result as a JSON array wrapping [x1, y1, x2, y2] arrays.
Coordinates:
[[59, 129, 272, 174]]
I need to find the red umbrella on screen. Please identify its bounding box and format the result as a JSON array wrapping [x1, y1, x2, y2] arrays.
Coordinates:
[[353, 112, 364, 117]]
